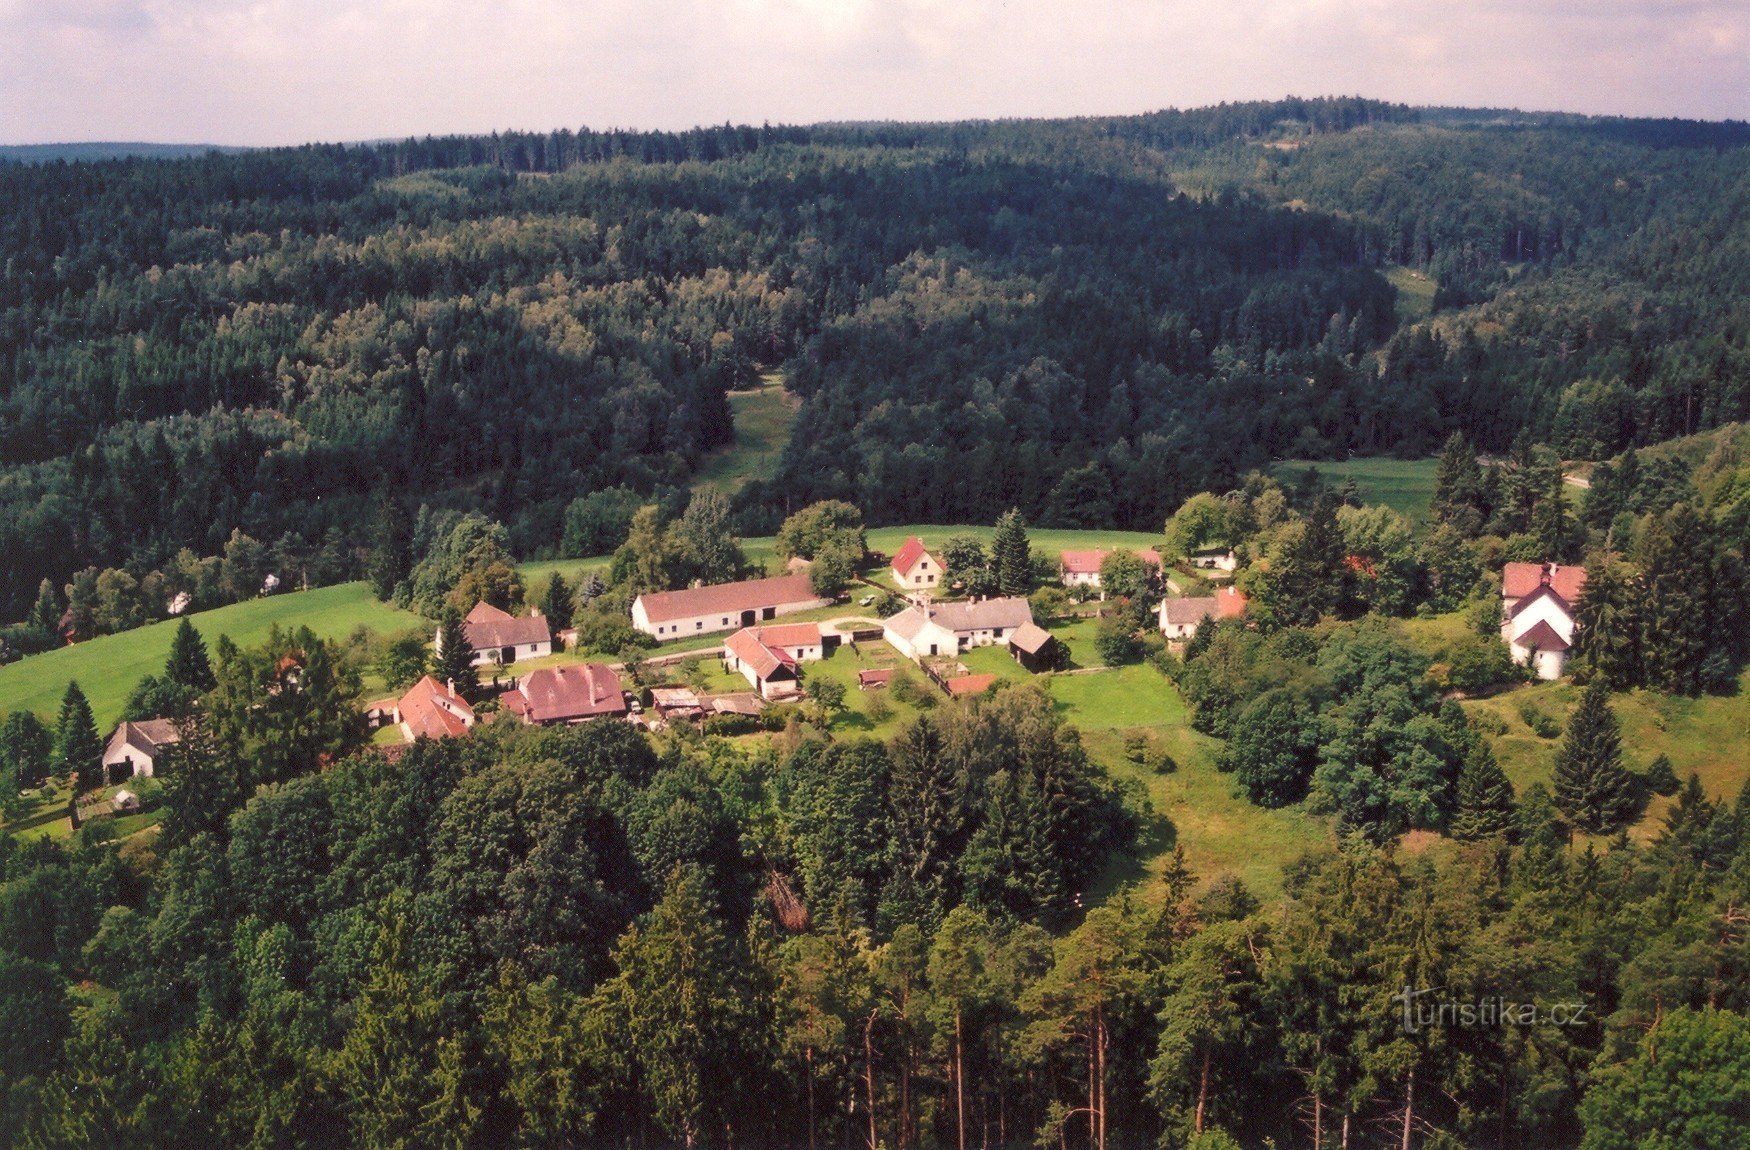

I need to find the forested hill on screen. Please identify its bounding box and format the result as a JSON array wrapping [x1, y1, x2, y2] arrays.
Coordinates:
[[3, 97, 1748, 621]]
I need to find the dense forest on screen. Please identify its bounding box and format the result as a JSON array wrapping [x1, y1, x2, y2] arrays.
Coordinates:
[[4, 98, 1749, 625]]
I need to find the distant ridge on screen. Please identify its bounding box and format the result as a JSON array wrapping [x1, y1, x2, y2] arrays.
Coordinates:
[[0, 142, 249, 164]]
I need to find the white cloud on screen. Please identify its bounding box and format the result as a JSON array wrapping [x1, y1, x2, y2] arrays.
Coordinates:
[[0, 0, 1745, 144]]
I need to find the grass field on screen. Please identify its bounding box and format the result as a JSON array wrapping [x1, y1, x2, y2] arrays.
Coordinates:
[[691, 374, 800, 496], [1272, 456, 1440, 523], [1463, 673, 1750, 844], [0, 583, 425, 730], [1384, 265, 1437, 324]]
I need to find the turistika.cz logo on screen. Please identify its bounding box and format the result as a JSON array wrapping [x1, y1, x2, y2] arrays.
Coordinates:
[[1392, 986, 1588, 1035]]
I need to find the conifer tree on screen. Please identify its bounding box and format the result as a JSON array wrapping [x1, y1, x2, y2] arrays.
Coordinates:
[[1553, 681, 1637, 833], [54, 681, 104, 792], [29, 578, 62, 635], [1430, 431, 1486, 535], [432, 607, 479, 698], [540, 571, 574, 635], [1451, 743, 1516, 840], [367, 496, 413, 601], [165, 618, 216, 693], [992, 509, 1032, 598], [1571, 558, 1640, 689]]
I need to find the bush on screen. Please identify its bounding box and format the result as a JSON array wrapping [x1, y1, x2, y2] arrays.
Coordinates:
[[1517, 699, 1562, 739], [703, 713, 761, 736], [1094, 612, 1142, 666]]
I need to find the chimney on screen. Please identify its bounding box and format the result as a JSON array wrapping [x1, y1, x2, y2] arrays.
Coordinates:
[[447, 678, 455, 696], [1540, 564, 1553, 587]]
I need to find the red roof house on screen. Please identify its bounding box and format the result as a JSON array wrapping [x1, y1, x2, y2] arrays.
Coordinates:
[[504, 664, 628, 725]]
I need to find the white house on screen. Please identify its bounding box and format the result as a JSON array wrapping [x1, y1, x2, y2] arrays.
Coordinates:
[[884, 597, 1034, 661], [890, 537, 942, 591], [102, 719, 180, 781], [1188, 546, 1238, 573], [631, 573, 830, 641], [1059, 548, 1163, 592], [1158, 587, 1248, 639], [723, 622, 825, 699], [436, 601, 553, 667], [1501, 563, 1587, 680]]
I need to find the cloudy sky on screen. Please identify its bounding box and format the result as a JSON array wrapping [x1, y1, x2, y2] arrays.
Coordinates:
[[3, 0, 1747, 145]]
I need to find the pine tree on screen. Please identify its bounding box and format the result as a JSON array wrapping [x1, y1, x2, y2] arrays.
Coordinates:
[[1531, 464, 1574, 562], [432, 607, 479, 698], [1553, 681, 1637, 833], [28, 578, 61, 635], [540, 571, 574, 634], [1430, 431, 1485, 535], [1450, 743, 1516, 840], [1572, 558, 1640, 689], [165, 618, 216, 693], [992, 509, 1032, 598], [367, 495, 413, 601], [54, 681, 104, 793]]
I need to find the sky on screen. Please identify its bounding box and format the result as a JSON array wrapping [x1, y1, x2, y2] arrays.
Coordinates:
[[2, 0, 1747, 146]]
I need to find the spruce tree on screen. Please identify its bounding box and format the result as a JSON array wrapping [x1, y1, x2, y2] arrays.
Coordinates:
[[1553, 681, 1638, 833], [28, 578, 61, 635], [165, 618, 217, 692], [1572, 559, 1640, 689], [1451, 743, 1516, 840], [992, 509, 1032, 598], [54, 681, 104, 793], [367, 495, 413, 601], [1431, 431, 1485, 535], [540, 571, 573, 634], [432, 607, 479, 697]]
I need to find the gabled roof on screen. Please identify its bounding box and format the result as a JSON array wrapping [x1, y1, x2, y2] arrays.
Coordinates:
[[462, 601, 552, 651], [891, 536, 934, 577], [1513, 619, 1571, 652], [946, 673, 999, 696], [635, 573, 823, 624], [919, 597, 1034, 634], [1506, 582, 1574, 621], [1503, 562, 1588, 602], [1060, 548, 1164, 574], [1161, 587, 1247, 627], [1008, 621, 1055, 655], [398, 676, 475, 740], [754, 622, 823, 649], [516, 664, 627, 723], [725, 628, 800, 682], [106, 718, 181, 759]]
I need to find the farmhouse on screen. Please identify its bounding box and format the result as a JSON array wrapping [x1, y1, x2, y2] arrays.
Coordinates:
[[1059, 548, 1163, 591], [102, 718, 180, 781], [723, 622, 825, 699], [890, 537, 943, 591], [1158, 587, 1248, 639], [884, 597, 1034, 661], [436, 601, 553, 667], [394, 675, 477, 741], [1501, 562, 1587, 680], [631, 573, 830, 641], [501, 663, 628, 725]]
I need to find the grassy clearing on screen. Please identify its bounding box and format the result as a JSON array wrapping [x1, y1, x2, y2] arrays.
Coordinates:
[[0, 583, 426, 731], [1048, 665, 1187, 730], [691, 374, 800, 496], [1272, 456, 1440, 523], [1463, 673, 1750, 844], [1384, 265, 1437, 323]]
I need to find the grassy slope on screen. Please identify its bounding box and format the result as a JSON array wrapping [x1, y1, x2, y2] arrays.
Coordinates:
[[0, 583, 426, 730], [691, 375, 800, 497], [1383, 265, 1437, 324], [1273, 456, 1440, 523]]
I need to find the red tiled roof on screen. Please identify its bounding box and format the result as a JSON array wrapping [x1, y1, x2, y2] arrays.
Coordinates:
[[636, 573, 823, 625], [1216, 586, 1248, 618], [1063, 548, 1163, 574], [462, 601, 551, 652], [1162, 587, 1247, 627], [946, 673, 999, 696], [726, 628, 799, 682], [858, 669, 895, 686], [516, 664, 627, 723], [398, 675, 475, 740], [754, 622, 823, 649], [1503, 563, 1587, 602], [1514, 619, 1571, 652], [891, 536, 931, 577], [1506, 582, 1573, 621]]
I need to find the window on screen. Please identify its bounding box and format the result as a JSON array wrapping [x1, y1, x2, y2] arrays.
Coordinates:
[[696, 621, 703, 630], [993, 628, 1003, 638]]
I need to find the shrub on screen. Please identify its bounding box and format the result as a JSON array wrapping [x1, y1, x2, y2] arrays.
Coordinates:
[[703, 713, 761, 737], [1518, 699, 1562, 739]]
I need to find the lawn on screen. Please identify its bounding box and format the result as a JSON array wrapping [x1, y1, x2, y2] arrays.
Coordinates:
[[1048, 664, 1188, 730], [691, 374, 800, 497], [0, 582, 426, 731], [1272, 456, 1440, 523]]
